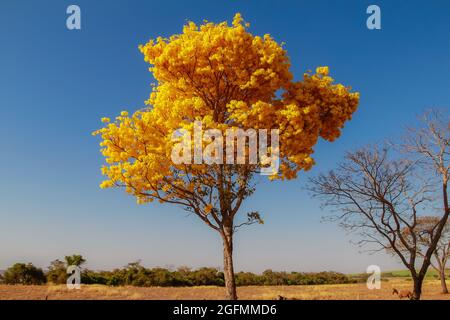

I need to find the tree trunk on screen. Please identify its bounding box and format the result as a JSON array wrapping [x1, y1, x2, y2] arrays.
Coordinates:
[[222, 225, 237, 300], [439, 268, 449, 294], [412, 276, 423, 300], [439, 178, 449, 295]]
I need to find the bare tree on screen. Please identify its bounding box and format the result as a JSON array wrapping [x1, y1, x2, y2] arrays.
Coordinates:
[[429, 220, 450, 294], [308, 109, 449, 300], [308, 146, 429, 299], [398, 216, 449, 293], [398, 109, 450, 294]]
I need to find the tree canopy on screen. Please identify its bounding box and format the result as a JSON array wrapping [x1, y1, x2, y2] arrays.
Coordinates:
[[93, 13, 359, 299]]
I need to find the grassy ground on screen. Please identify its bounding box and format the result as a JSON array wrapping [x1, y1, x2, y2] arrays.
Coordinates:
[[0, 278, 449, 300]]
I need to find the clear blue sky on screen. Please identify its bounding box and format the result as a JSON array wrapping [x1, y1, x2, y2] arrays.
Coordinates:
[[0, 0, 449, 273]]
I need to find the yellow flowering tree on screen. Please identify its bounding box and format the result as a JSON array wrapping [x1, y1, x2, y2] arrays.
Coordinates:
[[93, 14, 359, 300]]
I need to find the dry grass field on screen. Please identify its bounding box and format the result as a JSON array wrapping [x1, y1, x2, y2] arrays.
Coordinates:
[[0, 278, 449, 300]]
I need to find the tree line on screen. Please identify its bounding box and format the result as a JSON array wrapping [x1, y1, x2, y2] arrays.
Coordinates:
[[0, 255, 353, 287]]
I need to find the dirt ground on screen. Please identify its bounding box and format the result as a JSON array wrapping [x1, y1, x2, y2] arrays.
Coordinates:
[[0, 278, 449, 300]]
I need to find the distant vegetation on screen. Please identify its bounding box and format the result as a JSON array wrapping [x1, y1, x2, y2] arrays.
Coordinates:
[[0, 256, 354, 287], [382, 269, 450, 279], [1, 263, 46, 285], [348, 269, 450, 283]]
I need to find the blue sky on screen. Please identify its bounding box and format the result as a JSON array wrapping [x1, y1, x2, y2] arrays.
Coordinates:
[[0, 0, 449, 273]]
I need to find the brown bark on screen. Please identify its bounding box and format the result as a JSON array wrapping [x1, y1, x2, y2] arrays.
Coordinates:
[[432, 256, 449, 294], [437, 179, 449, 294], [222, 225, 237, 300], [412, 276, 424, 300], [440, 268, 449, 294]]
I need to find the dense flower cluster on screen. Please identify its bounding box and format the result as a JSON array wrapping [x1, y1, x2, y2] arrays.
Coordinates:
[[93, 13, 359, 203]]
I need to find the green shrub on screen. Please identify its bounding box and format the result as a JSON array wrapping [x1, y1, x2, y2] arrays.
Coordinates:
[[46, 260, 67, 284], [3, 263, 46, 285]]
